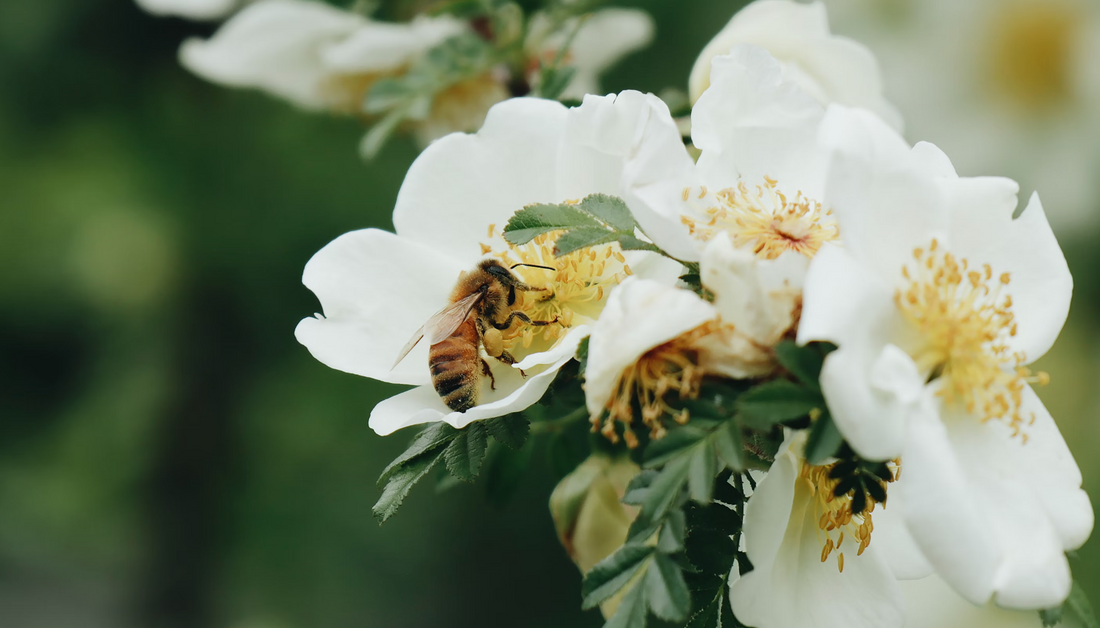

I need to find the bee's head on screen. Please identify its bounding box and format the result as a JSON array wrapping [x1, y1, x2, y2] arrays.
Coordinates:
[[477, 259, 554, 285]]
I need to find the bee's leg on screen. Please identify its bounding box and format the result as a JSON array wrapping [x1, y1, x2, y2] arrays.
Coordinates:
[[494, 350, 527, 378], [481, 358, 496, 391], [492, 311, 562, 330]]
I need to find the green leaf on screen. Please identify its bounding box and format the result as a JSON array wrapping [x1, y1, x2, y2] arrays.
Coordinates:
[[377, 422, 457, 486], [486, 413, 529, 449], [604, 579, 649, 628], [373, 454, 441, 523], [711, 421, 744, 472], [644, 424, 711, 468], [483, 441, 533, 506], [444, 422, 489, 482], [503, 202, 599, 245], [774, 340, 825, 391], [582, 544, 654, 609], [736, 380, 824, 429], [645, 553, 691, 622], [539, 65, 578, 100], [687, 445, 718, 504], [631, 456, 691, 539], [805, 411, 844, 465], [657, 510, 686, 554], [576, 336, 590, 376], [622, 470, 659, 506], [578, 193, 638, 232], [553, 227, 622, 256], [1066, 580, 1099, 628]]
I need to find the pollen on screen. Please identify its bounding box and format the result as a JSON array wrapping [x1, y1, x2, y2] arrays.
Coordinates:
[[801, 462, 895, 573], [679, 178, 838, 259], [495, 230, 631, 356], [592, 322, 720, 447], [896, 242, 1048, 438]]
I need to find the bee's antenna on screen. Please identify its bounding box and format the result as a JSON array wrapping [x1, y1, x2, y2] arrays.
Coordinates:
[[510, 263, 555, 272]]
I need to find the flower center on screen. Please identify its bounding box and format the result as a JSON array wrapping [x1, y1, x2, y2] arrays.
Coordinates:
[[895, 239, 1047, 438], [595, 323, 720, 448], [489, 226, 632, 358], [680, 178, 838, 259], [985, 0, 1083, 112], [800, 461, 895, 573]]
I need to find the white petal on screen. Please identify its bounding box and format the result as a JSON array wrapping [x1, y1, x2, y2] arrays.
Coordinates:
[[555, 9, 654, 100], [584, 279, 717, 416], [898, 401, 1003, 605], [818, 345, 915, 461], [693, 46, 826, 198], [688, 0, 901, 130], [179, 0, 365, 109], [321, 14, 465, 73], [570, 91, 700, 261], [393, 98, 568, 260], [368, 349, 573, 435], [819, 106, 950, 284], [947, 188, 1071, 364], [738, 434, 800, 570], [513, 323, 589, 371], [702, 234, 805, 345], [136, 0, 237, 20], [943, 386, 1090, 608], [871, 489, 934, 581], [901, 575, 1045, 628], [295, 228, 467, 386]]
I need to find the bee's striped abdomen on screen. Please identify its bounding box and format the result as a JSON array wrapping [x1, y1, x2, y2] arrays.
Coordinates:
[[429, 318, 481, 411]]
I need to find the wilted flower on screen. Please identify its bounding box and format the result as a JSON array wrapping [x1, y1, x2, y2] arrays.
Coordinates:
[[688, 0, 900, 130], [296, 96, 679, 436], [798, 106, 1093, 608]]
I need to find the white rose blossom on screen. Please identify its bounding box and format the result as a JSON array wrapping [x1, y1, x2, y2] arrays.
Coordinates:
[[179, 0, 466, 112], [584, 235, 803, 445], [687, 0, 901, 131], [728, 432, 931, 628], [295, 94, 681, 436], [797, 106, 1094, 609], [901, 575, 1051, 628]]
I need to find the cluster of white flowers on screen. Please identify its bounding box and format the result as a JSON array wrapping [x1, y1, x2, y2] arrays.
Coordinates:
[[141, 0, 1096, 625]]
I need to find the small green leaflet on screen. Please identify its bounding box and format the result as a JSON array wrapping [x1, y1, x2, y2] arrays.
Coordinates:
[[503, 194, 662, 257], [735, 379, 824, 430], [1043, 580, 1100, 628], [373, 454, 441, 523], [443, 422, 488, 482], [805, 410, 844, 465], [582, 544, 655, 609]]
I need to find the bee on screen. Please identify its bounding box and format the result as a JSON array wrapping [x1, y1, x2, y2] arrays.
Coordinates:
[[393, 259, 561, 412]]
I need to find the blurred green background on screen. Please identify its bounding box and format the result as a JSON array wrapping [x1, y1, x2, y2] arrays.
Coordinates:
[[0, 1, 1096, 627]]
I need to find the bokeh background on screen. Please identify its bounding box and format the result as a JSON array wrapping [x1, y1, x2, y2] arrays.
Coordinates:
[[0, 0, 1097, 627]]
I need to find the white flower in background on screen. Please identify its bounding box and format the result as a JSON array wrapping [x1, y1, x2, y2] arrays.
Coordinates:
[[295, 95, 680, 436], [798, 106, 1093, 608], [136, 0, 241, 20], [527, 8, 655, 101], [901, 575, 1053, 628], [584, 237, 802, 444], [823, 0, 1100, 233], [688, 0, 901, 131], [179, 0, 466, 111], [728, 431, 931, 628]]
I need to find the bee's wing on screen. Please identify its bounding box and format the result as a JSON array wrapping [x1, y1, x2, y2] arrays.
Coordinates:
[[391, 291, 483, 369]]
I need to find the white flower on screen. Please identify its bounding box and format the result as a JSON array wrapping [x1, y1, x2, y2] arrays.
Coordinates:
[[584, 236, 803, 444], [797, 106, 1093, 608], [136, 0, 241, 20], [728, 432, 914, 628], [295, 95, 680, 436], [901, 575, 1049, 628], [527, 8, 655, 101], [824, 0, 1100, 233], [687, 0, 901, 131], [179, 0, 466, 111]]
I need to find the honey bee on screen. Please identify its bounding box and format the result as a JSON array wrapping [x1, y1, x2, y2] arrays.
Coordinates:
[[393, 259, 561, 412]]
